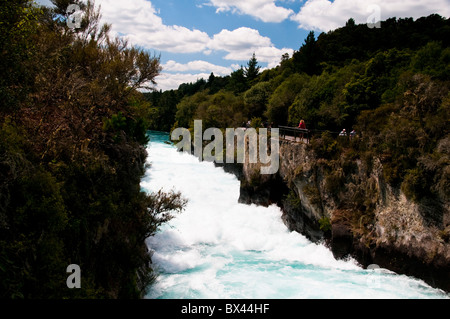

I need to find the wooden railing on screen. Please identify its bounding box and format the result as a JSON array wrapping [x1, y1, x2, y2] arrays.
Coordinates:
[[278, 126, 310, 143]]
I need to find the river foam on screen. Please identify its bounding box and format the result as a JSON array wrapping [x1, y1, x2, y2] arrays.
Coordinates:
[[141, 131, 448, 299]]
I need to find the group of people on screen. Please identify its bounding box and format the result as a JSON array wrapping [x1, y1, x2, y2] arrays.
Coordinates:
[[297, 120, 356, 139], [339, 128, 357, 139]]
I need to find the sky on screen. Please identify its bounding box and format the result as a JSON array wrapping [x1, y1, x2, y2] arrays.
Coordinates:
[[36, 0, 450, 91]]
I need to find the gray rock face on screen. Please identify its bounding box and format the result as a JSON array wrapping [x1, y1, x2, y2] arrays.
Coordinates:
[[238, 139, 450, 292]]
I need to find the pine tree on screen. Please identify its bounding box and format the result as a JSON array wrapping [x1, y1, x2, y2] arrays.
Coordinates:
[[293, 31, 320, 75], [244, 53, 261, 84], [228, 67, 248, 94]]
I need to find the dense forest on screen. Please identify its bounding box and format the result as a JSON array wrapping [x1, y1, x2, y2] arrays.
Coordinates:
[[147, 15, 450, 133], [147, 14, 450, 211], [0, 0, 185, 298]]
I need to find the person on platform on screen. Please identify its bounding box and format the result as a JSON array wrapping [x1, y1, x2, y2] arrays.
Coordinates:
[[298, 120, 307, 141], [298, 120, 306, 130]]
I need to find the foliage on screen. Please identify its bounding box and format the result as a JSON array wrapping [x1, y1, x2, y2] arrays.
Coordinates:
[[250, 117, 263, 129], [244, 53, 261, 85], [285, 190, 302, 210], [144, 90, 180, 132], [227, 67, 248, 94], [310, 131, 340, 160], [0, 0, 42, 110], [196, 90, 245, 128], [265, 73, 309, 126], [243, 82, 272, 119], [411, 42, 450, 79], [319, 217, 331, 233], [0, 0, 185, 299], [293, 31, 320, 75], [174, 90, 245, 130]]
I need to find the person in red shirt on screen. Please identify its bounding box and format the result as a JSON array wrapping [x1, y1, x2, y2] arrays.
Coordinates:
[[297, 120, 307, 142], [298, 120, 306, 129]]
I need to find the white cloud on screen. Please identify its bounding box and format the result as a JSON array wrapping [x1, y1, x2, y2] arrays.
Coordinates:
[[97, 1, 291, 64], [291, 0, 450, 32], [95, 1, 294, 90], [155, 72, 212, 91], [163, 60, 233, 76], [208, 27, 293, 68], [255, 46, 294, 69], [222, 46, 293, 68], [157, 44, 293, 91], [207, 0, 294, 22], [98, 0, 210, 53], [157, 61, 249, 91], [208, 27, 272, 52]]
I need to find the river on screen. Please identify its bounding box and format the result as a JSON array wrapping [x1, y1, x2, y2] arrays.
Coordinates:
[[141, 131, 448, 299]]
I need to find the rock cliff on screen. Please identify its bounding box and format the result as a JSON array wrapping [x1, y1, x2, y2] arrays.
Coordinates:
[[238, 140, 450, 292]]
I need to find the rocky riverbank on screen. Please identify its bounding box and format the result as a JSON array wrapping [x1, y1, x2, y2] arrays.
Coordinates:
[[237, 140, 450, 292]]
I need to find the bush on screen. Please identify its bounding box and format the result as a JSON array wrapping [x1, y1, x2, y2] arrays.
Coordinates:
[[319, 217, 331, 232], [285, 190, 302, 211], [250, 117, 263, 129], [401, 167, 428, 202], [310, 131, 340, 159]]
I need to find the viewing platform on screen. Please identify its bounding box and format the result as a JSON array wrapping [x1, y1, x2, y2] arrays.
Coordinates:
[[278, 126, 310, 144]]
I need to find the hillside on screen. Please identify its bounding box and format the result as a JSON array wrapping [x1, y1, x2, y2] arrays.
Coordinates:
[[147, 14, 450, 291]]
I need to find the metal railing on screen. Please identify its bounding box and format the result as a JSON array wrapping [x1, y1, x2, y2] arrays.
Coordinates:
[[278, 126, 310, 143]]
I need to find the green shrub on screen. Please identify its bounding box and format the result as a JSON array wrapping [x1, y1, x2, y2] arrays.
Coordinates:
[[319, 217, 331, 232], [401, 167, 428, 202], [285, 190, 302, 210], [310, 131, 341, 159], [250, 117, 263, 129]]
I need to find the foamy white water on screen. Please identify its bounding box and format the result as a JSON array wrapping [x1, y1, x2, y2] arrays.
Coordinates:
[[141, 132, 448, 299]]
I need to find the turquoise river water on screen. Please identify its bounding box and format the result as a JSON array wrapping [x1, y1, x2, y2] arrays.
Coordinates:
[[141, 131, 448, 299]]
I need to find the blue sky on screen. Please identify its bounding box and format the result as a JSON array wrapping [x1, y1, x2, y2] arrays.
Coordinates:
[[36, 0, 450, 91], [144, 0, 308, 66]]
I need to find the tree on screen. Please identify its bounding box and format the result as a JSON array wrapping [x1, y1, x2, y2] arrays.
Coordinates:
[[175, 91, 208, 128], [0, 0, 41, 110], [265, 73, 309, 126], [411, 42, 450, 79], [346, 18, 356, 27], [146, 90, 179, 132], [244, 53, 261, 84], [195, 90, 244, 129], [244, 82, 271, 119], [293, 31, 320, 75], [228, 67, 248, 94], [208, 72, 215, 84], [206, 72, 221, 94]]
